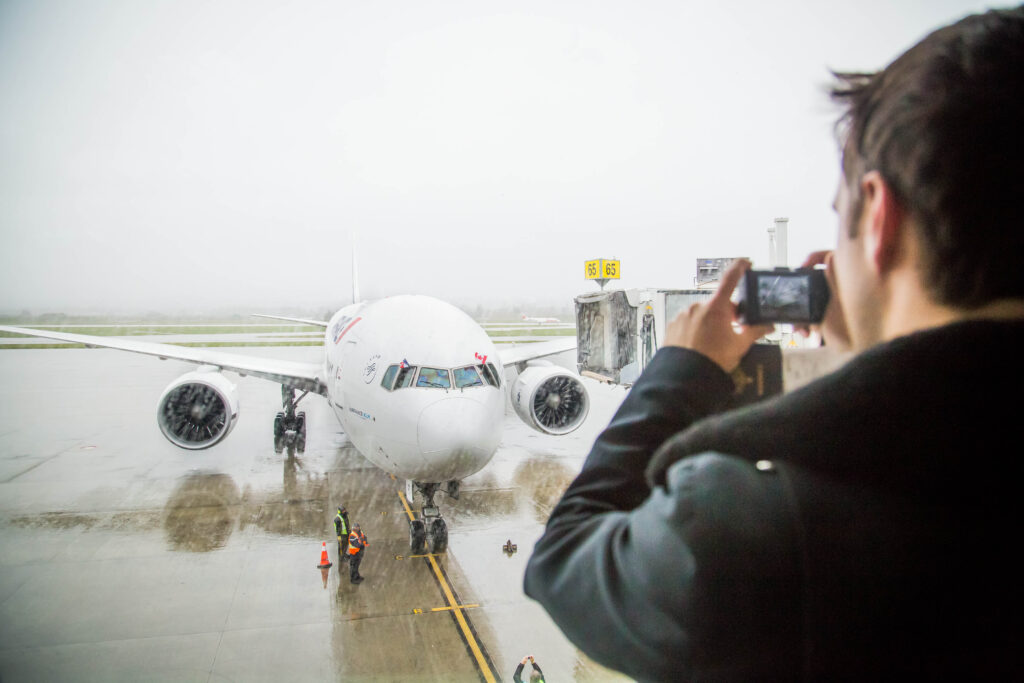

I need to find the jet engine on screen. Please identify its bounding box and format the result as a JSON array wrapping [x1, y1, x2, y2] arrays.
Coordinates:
[[157, 369, 239, 449], [511, 363, 589, 435]]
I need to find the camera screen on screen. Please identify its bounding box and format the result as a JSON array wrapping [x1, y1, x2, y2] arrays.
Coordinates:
[[757, 273, 810, 320]]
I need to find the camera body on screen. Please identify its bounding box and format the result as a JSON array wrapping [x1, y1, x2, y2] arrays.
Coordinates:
[[736, 268, 830, 325]]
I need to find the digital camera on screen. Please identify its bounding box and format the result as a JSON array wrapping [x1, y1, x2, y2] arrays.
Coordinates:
[[736, 268, 830, 325]]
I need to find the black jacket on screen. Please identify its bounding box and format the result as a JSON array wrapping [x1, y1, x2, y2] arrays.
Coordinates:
[[524, 320, 1024, 681], [513, 661, 545, 683]]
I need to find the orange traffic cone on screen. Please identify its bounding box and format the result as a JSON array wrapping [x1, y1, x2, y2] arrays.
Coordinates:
[[317, 541, 333, 569]]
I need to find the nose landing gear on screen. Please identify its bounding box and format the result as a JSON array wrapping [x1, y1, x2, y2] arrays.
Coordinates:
[[273, 386, 308, 453], [409, 513, 448, 555], [407, 481, 453, 555]]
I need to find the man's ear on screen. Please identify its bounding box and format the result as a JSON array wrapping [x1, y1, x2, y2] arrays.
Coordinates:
[[859, 171, 906, 276]]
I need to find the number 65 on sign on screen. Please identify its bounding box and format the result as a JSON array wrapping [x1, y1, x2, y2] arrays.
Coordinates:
[[584, 259, 621, 280]]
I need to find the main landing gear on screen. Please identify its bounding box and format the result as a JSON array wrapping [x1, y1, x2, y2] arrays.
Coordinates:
[[407, 480, 459, 555], [274, 386, 308, 454]]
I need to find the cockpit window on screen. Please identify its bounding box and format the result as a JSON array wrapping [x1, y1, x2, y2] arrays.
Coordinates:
[[482, 362, 501, 387], [416, 367, 451, 388], [395, 365, 417, 389], [381, 365, 399, 391], [453, 366, 483, 388]]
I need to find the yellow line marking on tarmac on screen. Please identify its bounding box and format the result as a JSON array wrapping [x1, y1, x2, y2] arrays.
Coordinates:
[[431, 603, 480, 612], [397, 491, 496, 683], [410, 604, 481, 615]]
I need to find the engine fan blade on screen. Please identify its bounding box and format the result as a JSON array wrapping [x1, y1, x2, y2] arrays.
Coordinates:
[[162, 384, 228, 445], [533, 376, 584, 429]]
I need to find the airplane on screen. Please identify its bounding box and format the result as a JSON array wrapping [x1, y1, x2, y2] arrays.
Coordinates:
[[521, 314, 560, 324], [0, 295, 589, 555]]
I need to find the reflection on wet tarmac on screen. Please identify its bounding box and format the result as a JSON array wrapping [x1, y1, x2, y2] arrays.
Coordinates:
[[246, 453, 330, 539], [446, 457, 577, 529], [512, 457, 576, 524], [164, 472, 241, 552], [447, 485, 517, 525], [10, 455, 333, 552], [163, 453, 333, 550]]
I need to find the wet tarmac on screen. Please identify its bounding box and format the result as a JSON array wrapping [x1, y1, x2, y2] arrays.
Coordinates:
[[0, 345, 632, 682]]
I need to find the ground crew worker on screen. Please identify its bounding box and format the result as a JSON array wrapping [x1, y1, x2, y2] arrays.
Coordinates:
[[333, 505, 350, 563], [347, 523, 368, 584], [513, 655, 545, 683]]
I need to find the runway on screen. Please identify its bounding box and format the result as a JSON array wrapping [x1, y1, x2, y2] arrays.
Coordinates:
[[0, 344, 631, 681]]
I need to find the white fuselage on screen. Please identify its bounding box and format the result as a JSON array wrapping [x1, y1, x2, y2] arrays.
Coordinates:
[[322, 295, 505, 482]]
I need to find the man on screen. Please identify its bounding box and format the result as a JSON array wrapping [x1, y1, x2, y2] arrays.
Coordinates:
[[347, 523, 369, 584], [334, 505, 351, 563], [524, 7, 1024, 681], [513, 655, 545, 683]]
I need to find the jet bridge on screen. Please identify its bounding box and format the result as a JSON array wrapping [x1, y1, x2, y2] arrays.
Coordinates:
[[574, 288, 712, 386]]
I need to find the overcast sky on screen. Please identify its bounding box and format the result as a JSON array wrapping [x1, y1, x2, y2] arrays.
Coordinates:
[[0, 0, 997, 315]]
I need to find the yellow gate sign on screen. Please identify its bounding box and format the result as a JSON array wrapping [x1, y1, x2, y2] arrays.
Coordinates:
[[585, 259, 621, 281]]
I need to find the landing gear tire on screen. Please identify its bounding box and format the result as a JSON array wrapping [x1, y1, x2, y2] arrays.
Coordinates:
[[296, 412, 306, 453], [410, 519, 426, 555], [273, 411, 289, 453], [428, 518, 448, 554], [274, 387, 309, 454]]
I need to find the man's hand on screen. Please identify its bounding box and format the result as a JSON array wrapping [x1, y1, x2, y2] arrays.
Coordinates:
[[799, 250, 853, 352], [664, 259, 773, 372]]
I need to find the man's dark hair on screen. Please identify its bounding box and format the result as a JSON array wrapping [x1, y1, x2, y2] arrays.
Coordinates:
[[831, 6, 1024, 308]]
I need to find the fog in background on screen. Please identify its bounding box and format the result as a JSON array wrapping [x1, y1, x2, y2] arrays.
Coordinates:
[[0, 0, 994, 317]]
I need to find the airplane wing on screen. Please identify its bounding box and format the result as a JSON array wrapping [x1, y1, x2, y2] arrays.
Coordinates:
[[0, 325, 326, 395], [250, 314, 330, 328], [497, 337, 576, 368]]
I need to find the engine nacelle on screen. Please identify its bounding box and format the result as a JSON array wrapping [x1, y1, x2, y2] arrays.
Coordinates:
[[511, 364, 590, 435], [157, 368, 239, 450]]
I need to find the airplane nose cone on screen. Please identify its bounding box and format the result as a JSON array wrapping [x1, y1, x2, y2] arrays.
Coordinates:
[[417, 397, 500, 479]]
